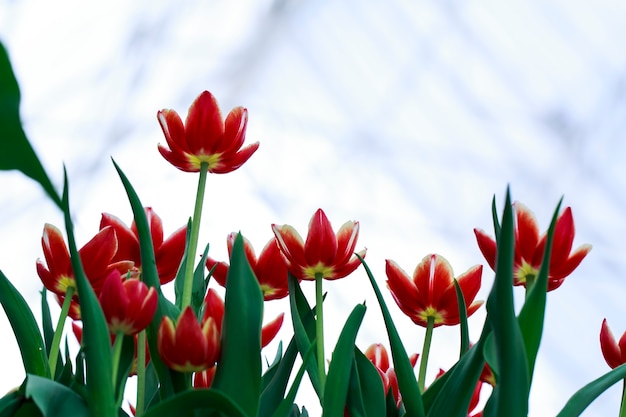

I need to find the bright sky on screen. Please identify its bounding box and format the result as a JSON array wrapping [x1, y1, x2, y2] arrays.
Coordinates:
[[2, 1, 626, 415]]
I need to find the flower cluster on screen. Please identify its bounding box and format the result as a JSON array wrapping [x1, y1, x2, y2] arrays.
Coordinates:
[[4, 72, 622, 417]]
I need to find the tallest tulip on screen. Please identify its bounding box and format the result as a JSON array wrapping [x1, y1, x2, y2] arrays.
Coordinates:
[[157, 90, 259, 173], [157, 90, 259, 310]]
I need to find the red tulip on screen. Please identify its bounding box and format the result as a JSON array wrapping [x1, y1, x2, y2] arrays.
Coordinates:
[[157, 306, 220, 373], [474, 202, 591, 291], [36, 223, 134, 319], [272, 208, 366, 281], [100, 208, 186, 284], [363, 343, 418, 406], [99, 270, 157, 335], [600, 319, 626, 369], [157, 90, 259, 174], [193, 366, 217, 389], [385, 254, 483, 328], [206, 233, 290, 300]]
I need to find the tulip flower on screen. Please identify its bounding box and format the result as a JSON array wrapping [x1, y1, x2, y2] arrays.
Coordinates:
[[272, 208, 366, 390], [364, 343, 418, 407], [600, 319, 626, 369], [36, 223, 134, 320], [385, 255, 483, 328], [193, 366, 217, 389], [157, 306, 221, 373], [386, 254, 482, 392], [100, 208, 186, 284], [271, 208, 366, 281], [98, 270, 158, 335], [474, 201, 591, 291], [157, 90, 259, 174], [206, 233, 290, 300]]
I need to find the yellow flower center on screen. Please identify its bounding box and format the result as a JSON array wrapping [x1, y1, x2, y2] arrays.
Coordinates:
[[56, 275, 76, 294], [189, 153, 222, 170], [303, 263, 335, 280], [515, 262, 538, 285], [418, 306, 444, 325]]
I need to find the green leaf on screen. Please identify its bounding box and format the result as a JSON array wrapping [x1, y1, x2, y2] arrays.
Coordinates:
[[556, 363, 626, 417], [483, 188, 529, 417], [141, 389, 248, 417], [347, 347, 386, 417], [0, 42, 61, 207], [453, 279, 470, 358], [358, 255, 425, 417], [0, 270, 50, 378], [112, 160, 186, 398], [517, 198, 563, 381], [270, 342, 316, 417], [260, 340, 298, 417], [322, 303, 366, 417], [41, 290, 54, 357], [61, 172, 116, 417], [288, 274, 323, 397], [113, 335, 135, 407], [0, 389, 24, 417], [211, 233, 264, 417], [25, 374, 89, 417]]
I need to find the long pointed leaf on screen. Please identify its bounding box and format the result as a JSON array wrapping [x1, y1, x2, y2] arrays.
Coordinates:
[[358, 255, 425, 417], [556, 363, 626, 417], [517, 199, 563, 381], [212, 233, 264, 417], [112, 160, 185, 398], [0, 42, 61, 207], [350, 347, 386, 417], [483, 188, 529, 417], [61, 172, 115, 417], [0, 271, 49, 378], [25, 374, 88, 417], [322, 304, 366, 417], [453, 279, 470, 358], [141, 389, 247, 417], [270, 342, 317, 417]]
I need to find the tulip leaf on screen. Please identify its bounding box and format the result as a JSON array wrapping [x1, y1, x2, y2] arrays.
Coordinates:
[[0, 270, 50, 379], [453, 279, 470, 358], [0, 389, 24, 416], [0, 42, 61, 208], [113, 335, 135, 407], [140, 389, 247, 417], [25, 374, 89, 417], [40, 290, 54, 356], [269, 341, 316, 417], [482, 188, 529, 417], [358, 255, 425, 417], [112, 159, 186, 398], [346, 347, 386, 417], [322, 303, 366, 417], [288, 274, 323, 398], [61, 172, 116, 417], [517, 198, 562, 382], [212, 233, 264, 417], [260, 340, 299, 417], [556, 363, 626, 417]]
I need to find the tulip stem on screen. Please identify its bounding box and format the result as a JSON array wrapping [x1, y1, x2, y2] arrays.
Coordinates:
[[111, 331, 124, 390], [136, 330, 147, 417], [524, 273, 536, 298], [619, 379, 626, 417], [49, 286, 75, 378], [417, 316, 435, 393], [315, 272, 326, 395], [181, 162, 209, 310]]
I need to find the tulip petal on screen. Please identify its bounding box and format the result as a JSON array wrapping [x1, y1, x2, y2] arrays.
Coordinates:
[[185, 91, 224, 155], [261, 313, 284, 347], [304, 209, 338, 266], [600, 319, 624, 369], [474, 228, 496, 271]]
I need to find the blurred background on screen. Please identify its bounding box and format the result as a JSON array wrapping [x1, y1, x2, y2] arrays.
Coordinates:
[[1, 0, 626, 415]]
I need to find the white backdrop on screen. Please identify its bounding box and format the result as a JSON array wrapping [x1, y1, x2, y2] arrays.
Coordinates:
[[2, 1, 626, 415]]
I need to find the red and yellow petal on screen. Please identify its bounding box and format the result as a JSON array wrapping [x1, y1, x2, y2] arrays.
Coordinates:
[[334, 220, 360, 266], [600, 319, 624, 369], [514, 201, 541, 264], [220, 106, 248, 154], [100, 213, 140, 264], [272, 224, 307, 274], [185, 91, 224, 155]]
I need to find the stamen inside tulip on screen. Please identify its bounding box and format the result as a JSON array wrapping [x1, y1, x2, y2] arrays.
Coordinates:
[[418, 306, 444, 325]]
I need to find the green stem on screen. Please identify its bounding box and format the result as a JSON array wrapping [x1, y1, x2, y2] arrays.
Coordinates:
[[619, 379, 626, 417], [524, 273, 536, 299], [417, 316, 434, 393], [135, 330, 147, 417], [315, 272, 326, 395], [49, 286, 75, 377], [181, 162, 208, 310], [111, 331, 124, 390]]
